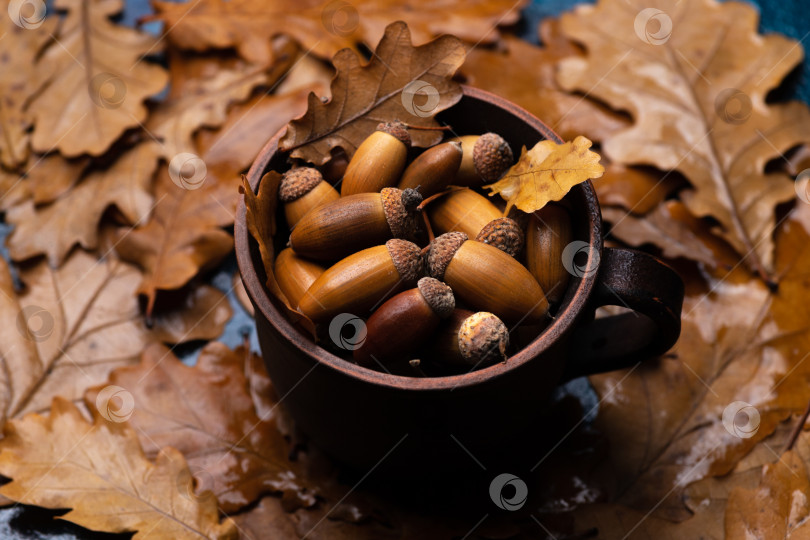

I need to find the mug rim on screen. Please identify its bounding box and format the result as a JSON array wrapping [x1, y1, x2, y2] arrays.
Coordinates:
[[235, 85, 603, 392]]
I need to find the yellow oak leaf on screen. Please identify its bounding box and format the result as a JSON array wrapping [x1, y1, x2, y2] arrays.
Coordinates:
[[486, 135, 604, 214]]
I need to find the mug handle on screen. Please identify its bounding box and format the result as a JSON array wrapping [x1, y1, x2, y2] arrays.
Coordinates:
[[562, 248, 684, 380]]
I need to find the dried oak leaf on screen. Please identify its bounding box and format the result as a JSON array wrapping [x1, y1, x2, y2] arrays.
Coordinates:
[[279, 21, 466, 165], [242, 171, 317, 337], [557, 0, 810, 277], [0, 154, 89, 211], [85, 342, 317, 513], [581, 203, 810, 521], [461, 21, 629, 142], [603, 200, 740, 271], [148, 0, 520, 67], [0, 10, 57, 169], [594, 162, 682, 216], [486, 135, 604, 214], [6, 142, 159, 266], [116, 87, 312, 316], [0, 250, 151, 428], [147, 42, 298, 160], [29, 0, 167, 157], [148, 285, 233, 344], [0, 397, 237, 539]]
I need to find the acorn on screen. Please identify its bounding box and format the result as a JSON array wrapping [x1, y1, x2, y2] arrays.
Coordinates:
[[475, 217, 524, 258], [428, 309, 509, 369], [354, 277, 455, 368], [427, 232, 548, 323], [279, 167, 340, 228], [398, 141, 463, 197], [426, 188, 523, 256], [341, 121, 411, 196], [526, 204, 573, 305], [274, 248, 326, 308], [289, 187, 423, 261], [426, 188, 502, 238], [298, 239, 423, 323], [451, 133, 513, 187]]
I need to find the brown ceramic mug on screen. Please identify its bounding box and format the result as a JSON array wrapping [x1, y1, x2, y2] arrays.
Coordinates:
[[235, 87, 684, 475]]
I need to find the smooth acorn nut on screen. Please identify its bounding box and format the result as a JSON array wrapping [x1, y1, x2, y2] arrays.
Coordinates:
[[341, 121, 411, 196], [289, 187, 423, 261], [475, 217, 524, 258], [451, 133, 513, 187], [274, 248, 325, 307], [427, 232, 548, 323], [298, 239, 423, 323], [427, 188, 502, 238], [279, 167, 340, 228], [527, 204, 573, 304], [429, 309, 509, 368], [354, 277, 455, 368], [398, 141, 463, 197]]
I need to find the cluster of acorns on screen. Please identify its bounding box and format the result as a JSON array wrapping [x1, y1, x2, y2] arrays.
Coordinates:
[[273, 121, 573, 375]]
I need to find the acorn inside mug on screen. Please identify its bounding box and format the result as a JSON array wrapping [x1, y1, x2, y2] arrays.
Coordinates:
[[235, 86, 684, 474]]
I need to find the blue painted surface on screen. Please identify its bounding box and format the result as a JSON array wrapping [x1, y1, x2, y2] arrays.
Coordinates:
[[1, 0, 807, 537]]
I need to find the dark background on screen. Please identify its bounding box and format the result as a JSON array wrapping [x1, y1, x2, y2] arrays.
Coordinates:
[[1, 0, 807, 537]]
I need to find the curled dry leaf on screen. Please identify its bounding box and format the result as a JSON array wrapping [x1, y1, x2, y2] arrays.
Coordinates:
[[461, 21, 629, 143], [0, 154, 88, 212], [242, 172, 317, 337], [0, 250, 152, 426], [29, 0, 168, 157], [280, 21, 466, 165], [85, 342, 317, 513], [149, 0, 521, 67], [0, 11, 57, 169], [6, 143, 159, 266], [148, 285, 233, 344], [557, 0, 810, 277], [0, 398, 237, 539], [583, 203, 810, 521], [486, 135, 604, 214]]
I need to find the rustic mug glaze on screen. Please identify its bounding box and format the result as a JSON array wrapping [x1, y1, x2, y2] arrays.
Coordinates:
[[235, 86, 684, 475]]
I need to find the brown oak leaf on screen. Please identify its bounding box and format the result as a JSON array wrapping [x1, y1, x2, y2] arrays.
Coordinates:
[[279, 21, 466, 165], [6, 142, 159, 266], [0, 250, 151, 428], [0, 9, 57, 169], [581, 203, 810, 521], [603, 201, 740, 271], [0, 398, 237, 539], [85, 342, 317, 513], [147, 43, 298, 160], [116, 86, 312, 316], [461, 21, 629, 143], [148, 0, 521, 67], [148, 285, 233, 344], [557, 0, 810, 278], [29, 0, 168, 157]]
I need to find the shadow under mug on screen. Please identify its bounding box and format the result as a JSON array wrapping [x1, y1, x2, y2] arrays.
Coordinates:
[[235, 86, 684, 477]]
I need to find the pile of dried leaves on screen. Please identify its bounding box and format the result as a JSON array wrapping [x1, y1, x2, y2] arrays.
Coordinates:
[[0, 0, 809, 537]]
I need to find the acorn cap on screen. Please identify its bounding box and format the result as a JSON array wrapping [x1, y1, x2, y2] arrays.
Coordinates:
[[475, 217, 524, 257], [278, 167, 324, 202], [377, 121, 411, 147], [427, 232, 468, 281], [474, 133, 513, 182], [417, 277, 455, 318], [386, 239, 423, 282], [381, 187, 423, 240], [458, 312, 509, 364]]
